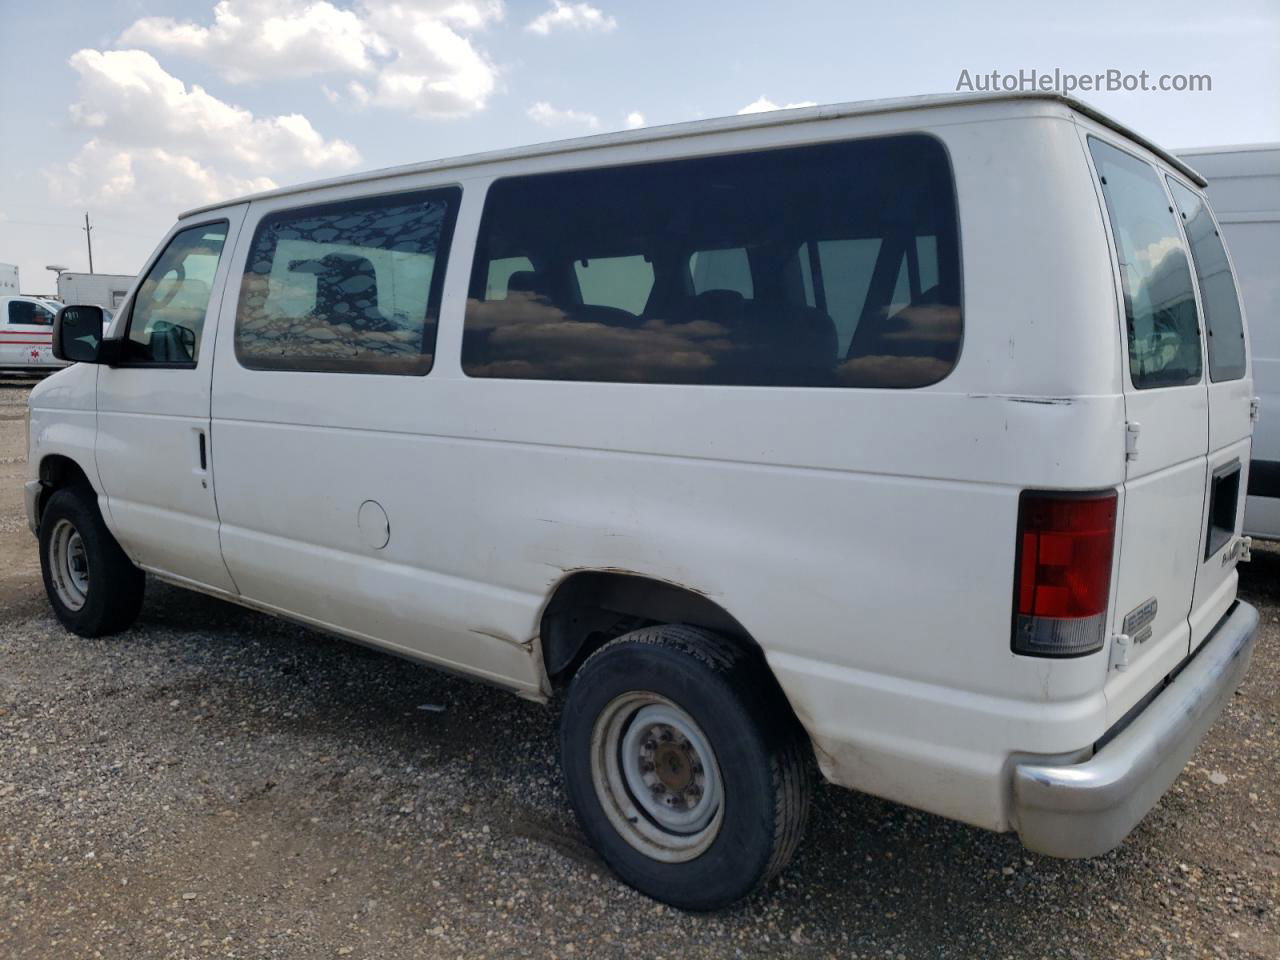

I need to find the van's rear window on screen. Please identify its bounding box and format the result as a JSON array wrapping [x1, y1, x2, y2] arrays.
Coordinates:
[[462, 135, 962, 388], [1167, 177, 1246, 382], [1089, 138, 1202, 389]]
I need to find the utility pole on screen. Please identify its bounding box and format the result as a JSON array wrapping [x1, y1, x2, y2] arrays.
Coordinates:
[[83, 212, 94, 274]]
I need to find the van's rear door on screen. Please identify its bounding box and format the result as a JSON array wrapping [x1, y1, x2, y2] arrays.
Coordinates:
[[1087, 137, 1210, 723], [1167, 176, 1253, 653]]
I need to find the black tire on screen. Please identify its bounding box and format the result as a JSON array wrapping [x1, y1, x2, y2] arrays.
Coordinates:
[[559, 624, 811, 910], [38, 487, 144, 637]]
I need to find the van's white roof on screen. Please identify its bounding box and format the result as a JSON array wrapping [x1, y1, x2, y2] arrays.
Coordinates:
[[180, 91, 1205, 219]]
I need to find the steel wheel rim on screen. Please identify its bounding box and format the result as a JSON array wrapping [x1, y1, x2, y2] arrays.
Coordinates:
[[590, 691, 724, 862], [48, 518, 89, 611]]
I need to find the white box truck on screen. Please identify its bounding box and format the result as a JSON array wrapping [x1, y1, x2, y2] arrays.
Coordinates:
[[0, 263, 18, 296], [1180, 144, 1280, 538], [56, 272, 135, 311]]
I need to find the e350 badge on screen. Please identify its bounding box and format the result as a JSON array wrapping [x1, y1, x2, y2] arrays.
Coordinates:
[[1122, 597, 1158, 645]]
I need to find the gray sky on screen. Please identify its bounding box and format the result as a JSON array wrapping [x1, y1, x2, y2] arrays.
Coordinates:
[[2, 0, 1277, 294]]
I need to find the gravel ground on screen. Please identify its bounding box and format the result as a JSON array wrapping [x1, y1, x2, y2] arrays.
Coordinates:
[[1, 375, 1277, 959]]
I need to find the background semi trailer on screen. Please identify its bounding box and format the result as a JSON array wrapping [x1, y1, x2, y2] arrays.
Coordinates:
[[55, 272, 135, 311], [1180, 144, 1280, 539]]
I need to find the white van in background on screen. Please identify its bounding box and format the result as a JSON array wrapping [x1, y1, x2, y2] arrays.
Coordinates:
[[1178, 145, 1280, 539], [27, 93, 1258, 909]]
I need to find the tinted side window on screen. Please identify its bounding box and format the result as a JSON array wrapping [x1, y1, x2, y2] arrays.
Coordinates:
[[463, 135, 961, 387], [1089, 139, 1201, 389], [125, 222, 228, 365], [235, 187, 461, 375], [8, 301, 55, 325], [1168, 178, 1246, 382]]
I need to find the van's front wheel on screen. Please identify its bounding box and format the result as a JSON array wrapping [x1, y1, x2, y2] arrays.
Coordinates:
[[559, 625, 811, 910], [39, 488, 144, 637]]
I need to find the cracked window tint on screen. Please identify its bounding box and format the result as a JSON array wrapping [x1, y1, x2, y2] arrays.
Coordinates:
[[235, 187, 461, 375]]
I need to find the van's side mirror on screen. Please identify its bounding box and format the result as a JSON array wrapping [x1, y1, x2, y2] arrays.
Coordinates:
[[53, 305, 104, 363]]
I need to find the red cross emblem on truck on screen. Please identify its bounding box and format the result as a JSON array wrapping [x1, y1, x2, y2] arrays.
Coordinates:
[[30, 349, 40, 360]]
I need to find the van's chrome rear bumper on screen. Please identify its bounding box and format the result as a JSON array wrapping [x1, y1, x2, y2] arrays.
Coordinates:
[[1012, 600, 1258, 858]]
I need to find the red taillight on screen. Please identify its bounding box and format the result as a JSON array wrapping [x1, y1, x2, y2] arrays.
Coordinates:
[[1012, 491, 1117, 657]]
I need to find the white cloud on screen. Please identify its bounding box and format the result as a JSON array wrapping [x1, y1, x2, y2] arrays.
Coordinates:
[[120, 0, 502, 117], [624, 111, 645, 129], [120, 0, 376, 82], [350, 0, 500, 116], [67, 50, 359, 172], [46, 49, 359, 211], [46, 140, 278, 210], [737, 96, 817, 115], [527, 101, 600, 129], [527, 1, 616, 35]]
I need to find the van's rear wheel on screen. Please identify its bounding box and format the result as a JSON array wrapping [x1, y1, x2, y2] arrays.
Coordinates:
[[560, 625, 811, 910], [39, 488, 144, 637]]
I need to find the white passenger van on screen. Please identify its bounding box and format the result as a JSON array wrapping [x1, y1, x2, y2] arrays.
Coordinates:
[[26, 92, 1259, 910], [1176, 145, 1280, 539]]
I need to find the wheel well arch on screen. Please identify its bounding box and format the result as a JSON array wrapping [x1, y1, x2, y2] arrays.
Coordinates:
[[539, 570, 761, 681], [36, 454, 94, 520]]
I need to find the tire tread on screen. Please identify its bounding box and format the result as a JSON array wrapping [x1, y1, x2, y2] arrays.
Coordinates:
[[572, 623, 812, 904], [39, 488, 144, 637]]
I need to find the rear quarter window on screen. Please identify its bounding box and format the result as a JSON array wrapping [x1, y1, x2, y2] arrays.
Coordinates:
[[1089, 137, 1202, 389]]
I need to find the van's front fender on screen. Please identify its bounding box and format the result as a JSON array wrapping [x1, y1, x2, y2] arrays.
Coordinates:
[[27, 364, 103, 533]]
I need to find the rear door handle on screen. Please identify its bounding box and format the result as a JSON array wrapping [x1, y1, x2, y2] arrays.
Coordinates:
[[198, 431, 207, 470]]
